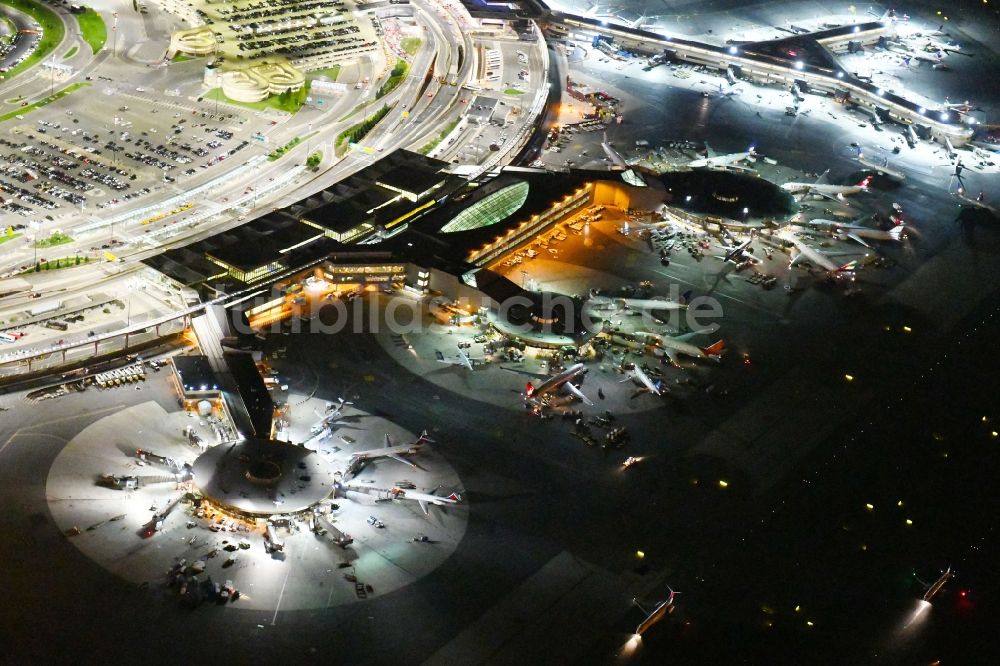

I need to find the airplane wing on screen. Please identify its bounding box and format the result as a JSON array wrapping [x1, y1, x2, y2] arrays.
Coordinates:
[[561, 381, 594, 406], [789, 251, 810, 268], [387, 453, 418, 468], [846, 233, 873, 248], [814, 169, 830, 185], [500, 366, 547, 381], [436, 350, 473, 369], [417, 500, 429, 515], [662, 348, 680, 365], [812, 189, 842, 202]]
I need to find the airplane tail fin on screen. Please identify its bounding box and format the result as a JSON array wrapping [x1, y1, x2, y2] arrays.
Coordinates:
[[446, 492, 461, 502], [837, 260, 858, 273], [699, 340, 726, 357], [416, 429, 435, 444], [525, 382, 535, 397], [857, 175, 873, 189], [889, 224, 906, 240]]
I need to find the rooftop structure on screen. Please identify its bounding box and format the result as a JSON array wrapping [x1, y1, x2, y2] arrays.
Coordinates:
[[191, 438, 337, 515]]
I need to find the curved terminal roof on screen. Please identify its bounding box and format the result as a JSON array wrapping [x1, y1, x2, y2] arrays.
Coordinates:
[[440, 181, 530, 233]]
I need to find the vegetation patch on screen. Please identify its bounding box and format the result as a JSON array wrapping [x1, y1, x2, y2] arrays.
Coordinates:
[[0, 0, 65, 80], [308, 65, 340, 81], [267, 131, 317, 161], [400, 37, 422, 57], [0, 82, 89, 123], [376, 60, 409, 99], [34, 231, 74, 248], [418, 117, 460, 155], [24, 256, 92, 273], [335, 104, 391, 156], [63, 45, 77, 60], [203, 84, 310, 114], [76, 8, 107, 54]]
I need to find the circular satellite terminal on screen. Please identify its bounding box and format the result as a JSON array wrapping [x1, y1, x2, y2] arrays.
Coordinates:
[[192, 438, 336, 515]]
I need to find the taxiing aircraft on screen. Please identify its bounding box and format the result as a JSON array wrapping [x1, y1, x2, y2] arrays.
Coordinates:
[[781, 170, 872, 200], [504, 363, 594, 406], [634, 587, 681, 636], [922, 566, 954, 603], [688, 143, 755, 169]]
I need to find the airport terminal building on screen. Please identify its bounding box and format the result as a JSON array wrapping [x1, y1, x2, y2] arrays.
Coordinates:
[[143, 150, 659, 346]]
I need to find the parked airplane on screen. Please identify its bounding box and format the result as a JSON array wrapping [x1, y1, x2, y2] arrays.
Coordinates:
[[781, 170, 872, 200], [857, 153, 907, 181], [688, 143, 755, 169], [635, 331, 725, 365], [619, 362, 666, 395], [504, 363, 594, 406], [435, 345, 481, 370], [807, 217, 906, 247], [779, 231, 860, 276], [587, 295, 687, 312], [325, 397, 354, 415], [387, 486, 462, 515], [349, 431, 434, 471], [716, 232, 757, 264]]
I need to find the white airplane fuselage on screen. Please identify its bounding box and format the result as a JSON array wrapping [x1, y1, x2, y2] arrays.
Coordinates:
[[531, 363, 586, 398], [809, 219, 904, 242], [782, 182, 866, 197], [351, 443, 423, 463], [637, 331, 723, 362], [688, 152, 751, 168]]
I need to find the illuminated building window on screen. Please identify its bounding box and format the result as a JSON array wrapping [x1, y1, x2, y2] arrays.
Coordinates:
[[441, 182, 530, 233], [466, 184, 594, 265]]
